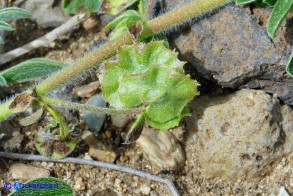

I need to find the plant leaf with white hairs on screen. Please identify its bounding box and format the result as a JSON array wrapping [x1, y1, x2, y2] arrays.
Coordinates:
[[0, 7, 31, 21], [0, 58, 66, 85]]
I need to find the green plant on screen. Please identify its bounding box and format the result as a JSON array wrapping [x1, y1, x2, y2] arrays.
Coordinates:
[[10, 0, 293, 158], [235, 0, 293, 77]]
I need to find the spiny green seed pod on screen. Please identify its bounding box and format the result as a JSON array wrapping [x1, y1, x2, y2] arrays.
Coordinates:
[[101, 41, 199, 130]]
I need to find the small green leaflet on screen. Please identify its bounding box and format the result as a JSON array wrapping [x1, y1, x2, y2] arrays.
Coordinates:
[[235, 0, 257, 5], [106, 10, 141, 39], [0, 75, 7, 85], [0, 21, 14, 31], [102, 0, 138, 15], [9, 177, 73, 196], [62, 0, 102, 14], [0, 58, 65, 86], [263, 0, 277, 6], [139, 0, 149, 16], [267, 0, 293, 38], [0, 7, 31, 21], [124, 112, 145, 144], [286, 49, 293, 78]]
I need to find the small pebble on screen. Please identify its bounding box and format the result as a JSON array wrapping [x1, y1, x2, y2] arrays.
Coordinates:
[[74, 177, 86, 192], [111, 115, 130, 128], [140, 184, 151, 195], [82, 93, 107, 132], [73, 81, 100, 98], [278, 186, 289, 196], [10, 163, 50, 180]]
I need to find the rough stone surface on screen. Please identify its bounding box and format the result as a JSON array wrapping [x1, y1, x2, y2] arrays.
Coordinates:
[[136, 127, 186, 171], [186, 89, 293, 180], [241, 64, 293, 105], [0, 129, 23, 151], [169, 4, 281, 88], [164, 2, 293, 105], [82, 131, 117, 163], [74, 177, 86, 192], [10, 163, 50, 180], [22, 0, 70, 28], [251, 8, 293, 60], [82, 93, 107, 132], [111, 115, 130, 128], [73, 81, 100, 98]]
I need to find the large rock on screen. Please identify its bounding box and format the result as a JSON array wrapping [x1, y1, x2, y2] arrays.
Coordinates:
[[163, 2, 293, 105], [186, 89, 293, 180], [136, 127, 186, 171]]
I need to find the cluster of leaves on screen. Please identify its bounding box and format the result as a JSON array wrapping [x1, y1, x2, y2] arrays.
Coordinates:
[[105, 0, 153, 40], [0, 7, 31, 44], [101, 41, 199, 143], [235, 0, 293, 77]]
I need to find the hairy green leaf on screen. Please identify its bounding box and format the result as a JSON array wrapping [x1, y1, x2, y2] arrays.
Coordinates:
[[235, 0, 257, 5], [9, 177, 72, 196], [267, 0, 293, 38], [0, 7, 31, 21], [287, 49, 293, 78], [0, 21, 13, 31], [0, 75, 7, 86], [102, 42, 199, 130], [102, 0, 138, 15], [139, 0, 154, 19], [106, 10, 141, 39], [124, 112, 145, 144], [263, 0, 277, 6], [0, 36, 3, 44], [0, 58, 65, 85], [62, 0, 102, 14]]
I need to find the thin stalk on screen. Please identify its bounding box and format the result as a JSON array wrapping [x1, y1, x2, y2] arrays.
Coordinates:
[[143, 0, 155, 20], [36, 32, 135, 96], [42, 97, 141, 116], [141, 0, 231, 39]]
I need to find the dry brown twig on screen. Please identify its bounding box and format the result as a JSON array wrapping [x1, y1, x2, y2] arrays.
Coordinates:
[[0, 152, 180, 196], [0, 13, 90, 66]]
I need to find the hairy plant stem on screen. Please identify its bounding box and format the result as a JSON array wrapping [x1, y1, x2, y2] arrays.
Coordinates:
[[140, 0, 232, 39], [0, 0, 232, 122], [36, 32, 135, 96], [42, 97, 141, 116]]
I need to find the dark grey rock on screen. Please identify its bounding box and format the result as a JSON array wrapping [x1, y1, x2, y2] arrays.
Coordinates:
[[169, 4, 281, 88], [83, 93, 107, 132], [240, 64, 293, 105], [163, 1, 293, 105]]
